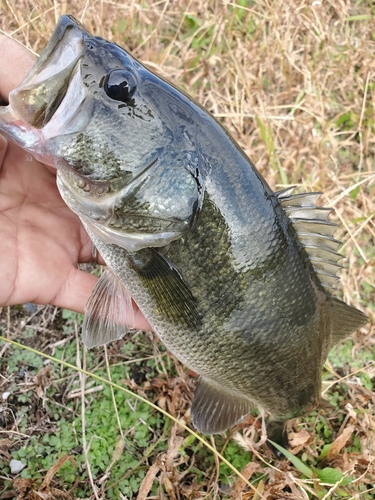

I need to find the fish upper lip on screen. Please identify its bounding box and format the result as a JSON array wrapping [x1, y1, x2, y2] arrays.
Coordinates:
[[8, 16, 86, 128], [17, 17, 86, 89]]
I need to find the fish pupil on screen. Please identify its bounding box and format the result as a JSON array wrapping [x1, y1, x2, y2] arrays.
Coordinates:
[[104, 70, 136, 102]]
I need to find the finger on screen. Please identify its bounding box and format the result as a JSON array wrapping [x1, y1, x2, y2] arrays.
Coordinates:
[[0, 135, 7, 171], [0, 35, 36, 102], [53, 267, 152, 332], [77, 225, 107, 266]]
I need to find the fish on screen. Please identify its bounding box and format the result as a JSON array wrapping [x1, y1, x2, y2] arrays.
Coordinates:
[[0, 15, 367, 448]]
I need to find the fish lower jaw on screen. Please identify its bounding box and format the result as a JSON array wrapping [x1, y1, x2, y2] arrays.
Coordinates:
[[0, 110, 53, 164]]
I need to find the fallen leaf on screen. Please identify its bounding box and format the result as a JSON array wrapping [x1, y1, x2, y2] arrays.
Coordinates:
[[13, 478, 33, 499], [0, 491, 16, 499], [288, 429, 312, 454], [0, 438, 12, 448], [231, 462, 260, 498], [137, 463, 160, 500], [33, 366, 52, 399], [41, 455, 75, 489], [33, 366, 51, 386], [162, 473, 177, 500], [110, 437, 125, 464], [328, 425, 355, 460], [33, 493, 50, 500]]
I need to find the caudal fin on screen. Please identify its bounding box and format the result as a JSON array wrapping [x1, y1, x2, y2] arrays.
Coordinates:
[[266, 419, 289, 458], [329, 297, 368, 345]]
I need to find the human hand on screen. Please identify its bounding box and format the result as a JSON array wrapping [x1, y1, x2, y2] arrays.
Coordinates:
[[0, 34, 151, 331]]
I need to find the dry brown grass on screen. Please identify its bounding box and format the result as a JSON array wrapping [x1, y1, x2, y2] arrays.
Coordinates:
[[0, 0, 374, 499]]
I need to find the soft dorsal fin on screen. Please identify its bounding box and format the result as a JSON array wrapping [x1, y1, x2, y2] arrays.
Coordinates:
[[190, 377, 253, 434], [329, 296, 368, 344], [82, 268, 135, 348], [276, 187, 343, 291]]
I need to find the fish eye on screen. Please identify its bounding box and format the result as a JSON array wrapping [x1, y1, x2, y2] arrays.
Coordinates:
[[103, 70, 136, 102]]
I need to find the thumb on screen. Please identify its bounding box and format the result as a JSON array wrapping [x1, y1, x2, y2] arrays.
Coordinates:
[[0, 34, 36, 103]]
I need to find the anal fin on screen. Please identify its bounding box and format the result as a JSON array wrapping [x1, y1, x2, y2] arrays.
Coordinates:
[[191, 377, 253, 434], [82, 268, 135, 348]]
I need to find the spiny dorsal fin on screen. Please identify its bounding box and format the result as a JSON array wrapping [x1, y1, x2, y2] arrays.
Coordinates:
[[82, 268, 135, 348], [191, 377, 253, 434], [277, 188, 344, 291], [275, 186, 297, 199]]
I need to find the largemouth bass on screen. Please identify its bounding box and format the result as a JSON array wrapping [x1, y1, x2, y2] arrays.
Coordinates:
[[0, 16, 367, 445]]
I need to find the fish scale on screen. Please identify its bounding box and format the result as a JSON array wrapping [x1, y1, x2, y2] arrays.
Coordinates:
[[0, 15, 367, 448]]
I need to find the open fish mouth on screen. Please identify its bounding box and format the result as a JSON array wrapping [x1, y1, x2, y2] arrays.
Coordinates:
[[8, 16, 87, 128]]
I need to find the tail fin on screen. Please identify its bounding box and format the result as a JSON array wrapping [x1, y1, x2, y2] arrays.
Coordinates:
[[329, 297, 368, 345], [266, 419, 289, 458]]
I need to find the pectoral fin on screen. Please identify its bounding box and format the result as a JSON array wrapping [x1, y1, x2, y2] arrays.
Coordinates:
[[191, 377, 253, 434], [82, 268, 135, 348], [130, 248, 201, 330]]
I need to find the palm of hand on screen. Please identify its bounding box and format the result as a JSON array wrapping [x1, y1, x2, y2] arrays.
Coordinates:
[[0, 136, 97, 312], [0, 34, 151, 330]]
